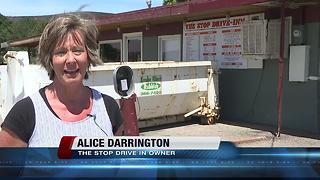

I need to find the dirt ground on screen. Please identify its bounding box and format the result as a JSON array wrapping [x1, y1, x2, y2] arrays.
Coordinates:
[[140, 121, 320, 147]]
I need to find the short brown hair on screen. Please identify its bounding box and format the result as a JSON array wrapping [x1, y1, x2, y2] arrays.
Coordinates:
[[38, 14, 102, 80]]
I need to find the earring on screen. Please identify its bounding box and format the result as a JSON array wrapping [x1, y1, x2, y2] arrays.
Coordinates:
[[84, 66, 90, 79], [49, 61, 54, 69]]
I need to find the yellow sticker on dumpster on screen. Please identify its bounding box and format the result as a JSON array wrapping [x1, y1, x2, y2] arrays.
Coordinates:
[[140, 75, 161, 96]]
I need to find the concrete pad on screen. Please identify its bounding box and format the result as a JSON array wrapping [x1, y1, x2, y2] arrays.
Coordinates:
[[140, 122, 320, 147]]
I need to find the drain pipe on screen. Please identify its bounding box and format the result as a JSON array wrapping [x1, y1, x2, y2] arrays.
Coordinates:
[[276, 0, 286, 137]]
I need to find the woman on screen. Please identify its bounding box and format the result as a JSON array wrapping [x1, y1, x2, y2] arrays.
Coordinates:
[[0, 14, 123, 147]]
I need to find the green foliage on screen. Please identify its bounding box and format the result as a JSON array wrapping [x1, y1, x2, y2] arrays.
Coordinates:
[[0, 13, 47, 64], [10, 18, 47, 40], [0, 14, 47, 42], [0, 14, 12, 64], [0, 14, 13, 42], [163, 0, 187, 5], [163, 0, 177, 5]]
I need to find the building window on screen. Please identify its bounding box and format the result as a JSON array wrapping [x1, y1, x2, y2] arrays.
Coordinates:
[[99, 40, 122, 63], [158, 35, 181, 61], [128, 39, 141, 62], [123, 32, 142, 62]]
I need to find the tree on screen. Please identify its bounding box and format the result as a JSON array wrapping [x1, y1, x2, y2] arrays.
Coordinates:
[[163, 0, 188, 5], [10, 18, 47, 40], [0, 14, 13, 42], [163, 0, 176, 5], [0, 14, 47, 42], [0, 14, 13, 64], [0, 14, 48, 64]]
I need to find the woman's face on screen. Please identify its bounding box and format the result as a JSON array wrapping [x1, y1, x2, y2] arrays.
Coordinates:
[[52, 31, 88, 86]]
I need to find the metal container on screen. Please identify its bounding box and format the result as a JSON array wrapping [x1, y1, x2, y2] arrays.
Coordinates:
[[0, 51, 218, 128]]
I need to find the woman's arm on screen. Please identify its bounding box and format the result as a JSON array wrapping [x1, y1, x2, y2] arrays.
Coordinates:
[[0, 128, 27, 147]]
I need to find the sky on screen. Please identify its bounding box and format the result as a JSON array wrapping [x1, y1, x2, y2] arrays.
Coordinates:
[[0, 0, 163, 16]]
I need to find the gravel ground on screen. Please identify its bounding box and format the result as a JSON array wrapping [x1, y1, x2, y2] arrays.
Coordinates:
[[140, 122, 320, 147]]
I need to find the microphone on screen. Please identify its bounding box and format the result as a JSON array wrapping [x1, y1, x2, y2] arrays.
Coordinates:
[[87, 113, 109, 136], [87, 114, 96, 120]]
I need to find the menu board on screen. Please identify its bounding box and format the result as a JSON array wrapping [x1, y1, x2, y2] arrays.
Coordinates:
[[183, 16, 248, 69]]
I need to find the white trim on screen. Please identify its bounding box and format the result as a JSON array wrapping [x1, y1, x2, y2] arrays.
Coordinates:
[[158, 34, 181, 61], [99, 39, 122, 63], [123, 32, 143, 62]]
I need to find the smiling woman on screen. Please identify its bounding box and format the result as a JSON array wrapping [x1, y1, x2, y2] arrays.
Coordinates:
[[52, 33, 89, 87], [0, 14, 123, 147]]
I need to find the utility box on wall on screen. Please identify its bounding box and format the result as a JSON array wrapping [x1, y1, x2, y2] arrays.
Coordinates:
[[289, 45, 310, 82]]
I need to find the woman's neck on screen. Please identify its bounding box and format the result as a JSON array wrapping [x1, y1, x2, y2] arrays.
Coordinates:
[[47, 82, 89, 103], [45, 82, 92, 121]]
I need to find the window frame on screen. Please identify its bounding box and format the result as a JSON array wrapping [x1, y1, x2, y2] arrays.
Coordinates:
[[99, 39, 122, 63], [123, 32, 143, 62], [158, 34, 181, 61]]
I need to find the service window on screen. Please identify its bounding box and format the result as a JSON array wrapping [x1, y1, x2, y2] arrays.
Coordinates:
[[123, 32, 142, 62], [99, 40, 122, 63], [158, 35, 181, 61]]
